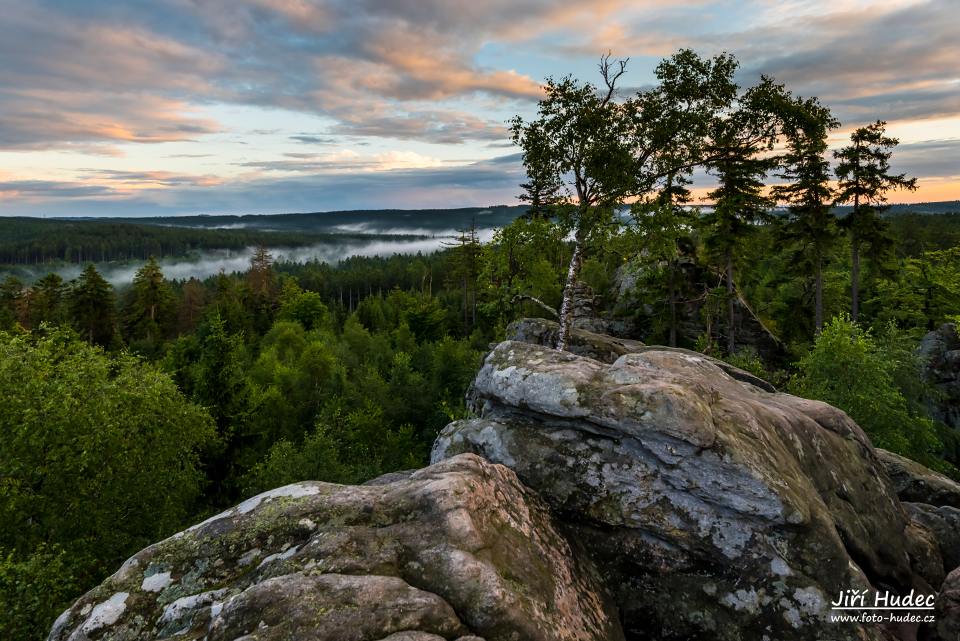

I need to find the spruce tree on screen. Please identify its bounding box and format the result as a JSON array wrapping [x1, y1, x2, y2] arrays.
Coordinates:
[[68, 265, 116, 347], [125, 257, 175, 344], [834, 120, 917, 321], [773, 98, 840, 334]]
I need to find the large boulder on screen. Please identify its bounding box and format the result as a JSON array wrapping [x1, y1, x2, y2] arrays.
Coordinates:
[[433, 341, 924, 640], [47, 454, 624, 641], [877, 448, 960, 508], [506, 317, 775, 392]]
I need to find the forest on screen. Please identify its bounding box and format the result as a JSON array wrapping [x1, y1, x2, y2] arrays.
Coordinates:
[[1, 49, 960, 639], [0, 217, 417, 266]]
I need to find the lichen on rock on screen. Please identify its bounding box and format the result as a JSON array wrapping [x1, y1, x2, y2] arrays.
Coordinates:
[[47, 454, 623, 641]]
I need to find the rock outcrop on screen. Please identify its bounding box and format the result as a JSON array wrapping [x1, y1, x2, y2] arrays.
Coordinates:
[[48, 454, 623, 641], [505, 317, 645, 364], [905, 503, 960, 573], [52, 324, 959, 641], [919, 323, 960, 430], [877, 448, 960, 508], [433, 340, 929, 640]]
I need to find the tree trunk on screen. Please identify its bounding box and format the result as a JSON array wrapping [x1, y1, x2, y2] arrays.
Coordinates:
[[815, 252, 824, 334], [556, 238, 584, 352], [668, 259, 677, 348], [726, 250, 735, 355], [851, 165, 861, 323], [850, 205, 860, 323]]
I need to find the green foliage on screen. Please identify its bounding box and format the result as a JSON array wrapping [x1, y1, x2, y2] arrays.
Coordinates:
[[790, 315, 941, 465], [0, 544, 79, 641], [278, 280, 329, 330], [123, 257, 176, 352], [0, 329, 216, 639], [773, 96, 841, 332], [68, 264, 116, 347], [478, 216, 567, 327]]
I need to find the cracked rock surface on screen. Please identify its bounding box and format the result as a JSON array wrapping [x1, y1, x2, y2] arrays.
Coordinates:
[[434, 339, 927, 640]]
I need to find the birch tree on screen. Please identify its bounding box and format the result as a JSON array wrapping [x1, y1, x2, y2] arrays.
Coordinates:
[[511, 50, 740, 350]]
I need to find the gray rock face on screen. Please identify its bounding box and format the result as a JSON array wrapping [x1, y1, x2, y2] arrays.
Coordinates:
[[905, 503, 960, 573], [47, 454, 623, 641], [433, 341, 922, 641], [506, 317, 775, 392], [877, 448, 960, 508], [935, 568, 960, 641], [919, 323, 960, 429]]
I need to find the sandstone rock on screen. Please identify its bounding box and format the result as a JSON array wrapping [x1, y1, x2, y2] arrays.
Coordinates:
[[434, 341, 917, 640], [505, 318, 775, 393], [877, 449, 960, 508], [934, 568, 960, 641], [905, 503, 960, 573], [48, 454, 623, 641], [505, 317, 645, 364], [918, 323, 960, 430]]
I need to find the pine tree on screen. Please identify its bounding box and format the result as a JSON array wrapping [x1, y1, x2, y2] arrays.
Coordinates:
[[68, 265, 116, 347], [125, 257, 175, 344], [834, 120, 917, 321], [631, 172, 695, 347], [28, 273, 67, 328], [705, 137, 775, 353], [773, 97, 840, 334], [246, 245, 279, 333]]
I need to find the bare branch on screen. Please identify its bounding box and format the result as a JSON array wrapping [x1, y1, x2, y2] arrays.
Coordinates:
[[599, 52, 629, 105], [511, 294, 560, 318]]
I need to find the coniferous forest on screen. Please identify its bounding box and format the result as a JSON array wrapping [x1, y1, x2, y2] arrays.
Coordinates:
[[1, 50, 959, 639]]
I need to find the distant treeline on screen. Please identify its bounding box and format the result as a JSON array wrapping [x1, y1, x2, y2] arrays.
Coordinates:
[[887, 213, 960, 255], [0, 217, 422, 266], [122, 205, 528, 234]]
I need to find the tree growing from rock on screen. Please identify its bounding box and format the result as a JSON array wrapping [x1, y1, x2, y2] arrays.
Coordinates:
[[833, 120, 917, 322], [511, 50, 740, 350]]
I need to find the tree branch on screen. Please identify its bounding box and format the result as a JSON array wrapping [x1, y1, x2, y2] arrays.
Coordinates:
[[511, 294, 559, 319], [599, 52, 629, 105]]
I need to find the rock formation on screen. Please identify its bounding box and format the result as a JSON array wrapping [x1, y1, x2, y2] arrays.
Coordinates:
[[918, 323, 960, 430], [877, 448, 960, 509], [48, 454, 623, 641], [51, 319, 960, 641], [433, 338, 930, 640]]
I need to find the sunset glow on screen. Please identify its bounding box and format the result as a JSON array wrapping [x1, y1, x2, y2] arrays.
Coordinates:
[[0, 0, 957, 216]]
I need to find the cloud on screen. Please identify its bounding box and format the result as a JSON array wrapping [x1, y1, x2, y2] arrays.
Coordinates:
[[724, 0, 960, 125], [0, 180, 117, 199], [290, 135, 338, 144], [0, 0, 554, 150], [888, 138, 960, 178], [0, 155, 526, 216]]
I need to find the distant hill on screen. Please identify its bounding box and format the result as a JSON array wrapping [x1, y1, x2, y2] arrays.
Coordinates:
[[103, 205, 529, 234], [842, 200, 960, 216]]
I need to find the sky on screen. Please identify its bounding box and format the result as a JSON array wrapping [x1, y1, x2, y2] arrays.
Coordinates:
[[0, 0, 957, 217]]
